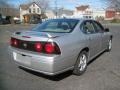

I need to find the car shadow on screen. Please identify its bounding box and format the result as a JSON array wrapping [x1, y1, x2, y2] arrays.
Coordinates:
[[19, 51, 106, 81], [19, 66, 73, 81], [88, 51, 106, 65]]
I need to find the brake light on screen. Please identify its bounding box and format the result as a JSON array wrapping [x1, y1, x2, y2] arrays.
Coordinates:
[[10, 38, 18, 47], [34, 42, 42, 52], [14, 39, 18, 46], [45, 43, 55, 54], [45, 42, 61, 54], [10, 37, 61, 54]]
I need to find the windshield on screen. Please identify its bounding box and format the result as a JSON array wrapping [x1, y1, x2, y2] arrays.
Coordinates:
[[32, 19, 79, 33]]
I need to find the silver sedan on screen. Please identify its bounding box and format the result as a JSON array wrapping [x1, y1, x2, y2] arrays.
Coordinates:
[[10, 19, 113, 76]]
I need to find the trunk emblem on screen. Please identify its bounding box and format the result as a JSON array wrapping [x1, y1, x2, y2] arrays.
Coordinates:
[[23, 43, 27, 48]]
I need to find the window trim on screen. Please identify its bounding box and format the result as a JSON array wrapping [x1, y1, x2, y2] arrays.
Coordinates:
[[33, 3, 35, 7], [92, 21, 105, 33], [37, 8, 39, 13], [29, 8, 31, 13], [33, 8, 35, 13]]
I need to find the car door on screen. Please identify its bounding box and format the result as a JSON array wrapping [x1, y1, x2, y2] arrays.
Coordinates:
[[93, 21, 108, 51], [81, 20, 102, 58]]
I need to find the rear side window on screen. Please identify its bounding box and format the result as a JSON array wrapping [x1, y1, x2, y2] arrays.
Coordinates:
[[93, 21, 104, 33], [81, 21, 95, 34]]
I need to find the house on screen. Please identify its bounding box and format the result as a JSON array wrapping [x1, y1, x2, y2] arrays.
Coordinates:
[[20, 2, 42, 23], [105, 9, 116, 20], [73, 5, 93, 19], [105, 8, 120, 20], [73, 5, 106, 21]]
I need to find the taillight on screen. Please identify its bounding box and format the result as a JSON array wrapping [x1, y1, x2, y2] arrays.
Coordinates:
[[10, 37, 61, 55], [45, 43, 55, 54], [45, 42, 61, 54], [10, 38, 14, 45], [34, 42, 42, 52], [10, 38, 18, 47], [14, 39, 18, 46]]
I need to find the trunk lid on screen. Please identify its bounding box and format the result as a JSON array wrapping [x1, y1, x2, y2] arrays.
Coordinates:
[[12, 31, 67, 41]]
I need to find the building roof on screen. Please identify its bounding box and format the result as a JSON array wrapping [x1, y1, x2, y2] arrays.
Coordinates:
[[76, 5, 89, 11], [106, 7, 116, 11], [20, 2, 41, 10]]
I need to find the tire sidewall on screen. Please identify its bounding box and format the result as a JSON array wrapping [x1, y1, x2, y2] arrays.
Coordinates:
[[73, 51, 88, 75]]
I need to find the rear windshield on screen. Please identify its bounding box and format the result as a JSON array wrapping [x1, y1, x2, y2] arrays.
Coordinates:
[[32, 19, 79, 33]]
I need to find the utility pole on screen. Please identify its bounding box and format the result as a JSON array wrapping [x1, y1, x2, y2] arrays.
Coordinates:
[[55, 0, 58, 18]]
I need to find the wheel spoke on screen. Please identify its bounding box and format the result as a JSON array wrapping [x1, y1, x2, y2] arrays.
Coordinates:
[[79, 54, 87, 71], [109, 40, 112, 50]]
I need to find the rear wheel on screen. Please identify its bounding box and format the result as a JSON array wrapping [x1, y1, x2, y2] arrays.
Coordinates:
[[73, 51, 88, 76]]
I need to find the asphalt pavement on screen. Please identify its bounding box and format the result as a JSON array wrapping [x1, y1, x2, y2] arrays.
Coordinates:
[[0, 24, 120, 90]]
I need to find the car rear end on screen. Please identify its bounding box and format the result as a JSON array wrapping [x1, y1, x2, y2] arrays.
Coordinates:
[[10, 31, 64, 75], [10, 19, 80, 75]]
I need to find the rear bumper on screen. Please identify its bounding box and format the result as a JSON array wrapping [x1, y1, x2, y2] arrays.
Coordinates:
[[9, 46, 74, 75]]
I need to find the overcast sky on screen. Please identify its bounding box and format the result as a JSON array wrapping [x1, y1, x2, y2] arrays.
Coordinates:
[[1, 0, 107, 10]]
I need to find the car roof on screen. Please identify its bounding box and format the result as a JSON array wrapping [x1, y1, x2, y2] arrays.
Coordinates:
[[48, 18, 94, 22]]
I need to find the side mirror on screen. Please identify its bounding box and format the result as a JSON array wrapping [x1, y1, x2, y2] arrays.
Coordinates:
[[104, 28, 109, 32]]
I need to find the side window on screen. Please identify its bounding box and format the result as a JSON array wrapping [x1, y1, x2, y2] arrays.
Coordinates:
[[93, 21, 104, 33], [81, 21, 95, 34], [46, 22, 58, 29], [60, 22, 70, 30]]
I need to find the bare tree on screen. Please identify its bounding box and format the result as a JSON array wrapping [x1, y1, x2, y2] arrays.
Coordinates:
[[0, 0, 19, 16], [104, 0, 120, 11], [0, 0, 9, 7]]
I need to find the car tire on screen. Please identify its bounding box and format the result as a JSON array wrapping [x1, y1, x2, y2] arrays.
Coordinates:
[[73, 51, 88, 76], [106, 39, 112, 52]]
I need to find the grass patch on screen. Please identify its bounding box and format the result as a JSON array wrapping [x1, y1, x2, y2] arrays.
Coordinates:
[[110, 19, 120, 23]]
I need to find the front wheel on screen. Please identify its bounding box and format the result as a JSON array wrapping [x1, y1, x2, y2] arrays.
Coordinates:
[[107, 39, 112, 52], [73, 51, 88, 76]]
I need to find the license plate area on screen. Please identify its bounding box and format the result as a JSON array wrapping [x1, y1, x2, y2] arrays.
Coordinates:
[[13, 52, 31, 65]]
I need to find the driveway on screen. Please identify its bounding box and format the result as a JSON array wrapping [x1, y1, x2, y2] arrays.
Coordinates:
[[0, 24, 120, 90]]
